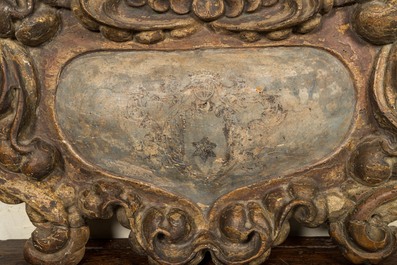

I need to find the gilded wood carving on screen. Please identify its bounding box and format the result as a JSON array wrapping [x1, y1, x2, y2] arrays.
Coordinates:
[[0, 0, 397, 264]]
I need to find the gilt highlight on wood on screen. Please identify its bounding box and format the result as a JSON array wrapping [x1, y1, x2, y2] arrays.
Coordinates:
[[1, 0, 397, 264]]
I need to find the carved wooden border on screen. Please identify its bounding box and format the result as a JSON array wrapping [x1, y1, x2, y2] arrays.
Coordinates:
[[1, 0, 397, 264]]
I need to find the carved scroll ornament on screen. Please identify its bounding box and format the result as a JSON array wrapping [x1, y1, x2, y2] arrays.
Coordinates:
[[1, 0, 397, 265]]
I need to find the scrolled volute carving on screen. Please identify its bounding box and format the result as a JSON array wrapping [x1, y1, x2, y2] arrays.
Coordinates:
[[372, 42, 397, 132], [330, 185, 397, 264], [213, 201, 274, 264], [78, 180, 142, 219], [2, 0, 397, 264], [0, 39, 59, 180], [80, 179, 329, 265], [4, 0, 397, 45], [131, 206, 202, 264], [0, 38, 80, 264], [121, 189, 205, 265], [203, 179, 328, 264]]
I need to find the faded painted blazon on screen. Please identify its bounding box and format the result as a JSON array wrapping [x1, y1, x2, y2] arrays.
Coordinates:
[[56, 47, 356, 203]]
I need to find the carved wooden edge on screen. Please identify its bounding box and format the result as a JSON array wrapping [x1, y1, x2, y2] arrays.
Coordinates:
[[1, 0, 396, 45], [0, 1, 397, 265]]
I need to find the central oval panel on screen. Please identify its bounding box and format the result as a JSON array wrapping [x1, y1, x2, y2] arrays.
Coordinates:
[[56, 47, 356, 204]]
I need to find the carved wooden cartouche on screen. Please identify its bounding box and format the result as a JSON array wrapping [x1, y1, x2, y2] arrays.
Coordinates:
[[1, 0, 397, 264]]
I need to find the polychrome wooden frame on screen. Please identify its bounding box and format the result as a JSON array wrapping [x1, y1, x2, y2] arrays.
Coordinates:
[[1, 0, 397, 264]]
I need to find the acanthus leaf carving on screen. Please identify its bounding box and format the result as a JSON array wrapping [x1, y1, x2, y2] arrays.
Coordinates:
[[172, 179, 328, 265], [73, 177, 330, 265], [3, 0, 396, 46], [0, 40, 89, 264], [0, 38, 84, 265]]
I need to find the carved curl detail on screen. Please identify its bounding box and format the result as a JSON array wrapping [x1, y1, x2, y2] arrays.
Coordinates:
[[2, 1, 397, 264], [4, 0, 396, 46], [0, 172, 89, 265], [330, 185, 397, 264], [348, 136, 397, 186], [205, 179, 328, 264], [0, 39, 59, 180], [71, 177, 330, 264], [2, 0, 396, 45], [117, 179, 326, 264], [330, 39, 397, 264], [373, 42, 397, 132]]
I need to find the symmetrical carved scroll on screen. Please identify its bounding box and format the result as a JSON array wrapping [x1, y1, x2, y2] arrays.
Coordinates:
[[73, 178, 329, 265], [0, 0, 395, 45]]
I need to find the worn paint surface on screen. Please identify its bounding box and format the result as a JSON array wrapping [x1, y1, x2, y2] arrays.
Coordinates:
[[56, 47, 355, 203], [2, 2, 397, 265]]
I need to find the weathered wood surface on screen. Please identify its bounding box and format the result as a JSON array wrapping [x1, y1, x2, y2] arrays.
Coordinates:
[[1, 237, 397, 265], [1, 1, 397, 265]]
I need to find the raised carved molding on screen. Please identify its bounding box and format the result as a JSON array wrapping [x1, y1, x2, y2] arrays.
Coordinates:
[[72, 0, 341, 43], [1, 1, 397, 265], [0, 0, 395, 45]]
